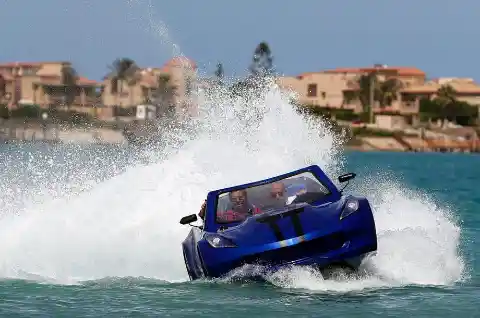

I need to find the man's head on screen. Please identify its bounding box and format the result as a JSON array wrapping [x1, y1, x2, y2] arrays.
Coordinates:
[[270, 182, 285, 199], [229, 189, 248, 211]]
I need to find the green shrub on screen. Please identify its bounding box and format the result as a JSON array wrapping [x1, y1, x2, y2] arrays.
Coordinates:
[[113, 106, 136, 117], [294, 104, 363, 121], [10, 104, 41, 118], [352, 127, 395, 137], [49, 108, 93, 123], [419, 97, 479, 126], [0, 104, 8, 119]]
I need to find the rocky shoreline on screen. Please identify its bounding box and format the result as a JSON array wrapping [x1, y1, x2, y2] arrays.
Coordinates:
[[345, 136, 479, 153], [1, 121, 478, 154], [0, 124, 126, 145]]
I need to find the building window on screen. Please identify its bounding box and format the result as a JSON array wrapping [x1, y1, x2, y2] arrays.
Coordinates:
[[307, 84, 317, 97], [22, 68, 35, 76], [321, 92, 326, 99]]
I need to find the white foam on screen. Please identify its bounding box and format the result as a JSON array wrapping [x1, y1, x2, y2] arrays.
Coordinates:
[[0, 83, 466, 291], [261, 176, 466, 292]]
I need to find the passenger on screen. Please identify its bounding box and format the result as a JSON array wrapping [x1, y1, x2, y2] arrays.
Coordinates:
[[266, 182, 288, 209], [268, 181, 307, 207], [270, 182, 286, 199], [217, 189, 261, 222]]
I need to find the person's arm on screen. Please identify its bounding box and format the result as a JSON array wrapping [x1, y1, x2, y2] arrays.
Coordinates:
[[198, 200, 206, 219]]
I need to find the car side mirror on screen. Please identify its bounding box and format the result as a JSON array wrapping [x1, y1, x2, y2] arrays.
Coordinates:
[[338, 172, 356, 193], [180, 214, 198, 225], [338, 172, 356, 183]]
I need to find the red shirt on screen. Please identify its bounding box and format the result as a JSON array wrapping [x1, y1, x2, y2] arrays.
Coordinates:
[[217, 206, 262, 222]]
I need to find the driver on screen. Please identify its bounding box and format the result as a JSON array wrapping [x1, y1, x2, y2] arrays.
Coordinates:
[[217, 189, 261, 222], [264, 182, 287, 209], [270, 182, 286, 199], [267, 181, 308, 207]]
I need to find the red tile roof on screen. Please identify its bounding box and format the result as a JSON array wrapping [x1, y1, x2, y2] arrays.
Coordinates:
[[294, 66, 425, 79], [0, 61, 69, 67], [323, 66, 425, 76], [77, 76, 98, 85], [0, 62, 44, 67]]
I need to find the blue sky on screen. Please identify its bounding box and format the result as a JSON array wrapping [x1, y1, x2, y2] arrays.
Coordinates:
[[1, 0, 479, 81]]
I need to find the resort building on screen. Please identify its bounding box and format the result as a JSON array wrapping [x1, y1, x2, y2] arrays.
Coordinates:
[[276, 65, 480, 129], [0, 57, 198, 120]]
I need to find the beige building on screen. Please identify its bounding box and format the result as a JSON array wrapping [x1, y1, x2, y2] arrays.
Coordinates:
[[0, 56, 198, 120], [276, 65, 427, 115], [403, 77, 480, 105], [277, 65, 480, 118], [101, 56, 198, 117], [0, 61, 104, 116]]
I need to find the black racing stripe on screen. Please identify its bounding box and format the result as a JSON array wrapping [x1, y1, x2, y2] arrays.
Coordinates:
[[257, 215, 284, 241], [289, 213, 304, 237], [256, 207, 306, 241], [268, 221, 285, 241], [256, 207, 305, 222]]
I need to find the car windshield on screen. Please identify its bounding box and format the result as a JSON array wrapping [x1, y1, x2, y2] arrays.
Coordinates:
[[215, 171, 331, 224]]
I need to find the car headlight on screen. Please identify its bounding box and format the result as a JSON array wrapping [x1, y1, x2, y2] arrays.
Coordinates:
[[340, 199, 359, 220], [204, 233, 237, 248]]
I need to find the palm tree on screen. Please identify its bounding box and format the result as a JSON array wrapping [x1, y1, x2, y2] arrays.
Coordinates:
[[378, 78, 403, 107], [60, 64, 78, 109], [250, 41, 274, 78], [435, 84, 457, 125], [152, 74, 177, 118], [214, 62, 224, 86], [346, 73, 381, 122], [108, 58, 140, 108]]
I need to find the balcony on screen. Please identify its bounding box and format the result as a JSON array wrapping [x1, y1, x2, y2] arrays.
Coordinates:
[[45, 94, 102, 107], [373, 100, 419, 115]]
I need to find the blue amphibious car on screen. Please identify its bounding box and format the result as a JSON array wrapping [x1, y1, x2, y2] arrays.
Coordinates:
[[179, 165, 377, 280]]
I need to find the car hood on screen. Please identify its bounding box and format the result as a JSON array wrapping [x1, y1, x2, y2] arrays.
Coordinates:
[[217, 200, 344, 246]]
